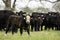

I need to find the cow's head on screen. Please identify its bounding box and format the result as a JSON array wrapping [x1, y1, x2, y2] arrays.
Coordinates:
[[26, 14, 30, 24]]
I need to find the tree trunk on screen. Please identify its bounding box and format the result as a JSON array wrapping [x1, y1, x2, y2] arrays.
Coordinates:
[[11, 0, 16, 11], [3, 0, 11, 10]]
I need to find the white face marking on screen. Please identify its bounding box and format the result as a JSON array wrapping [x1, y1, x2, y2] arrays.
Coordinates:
[[26, 15, 30, 23]]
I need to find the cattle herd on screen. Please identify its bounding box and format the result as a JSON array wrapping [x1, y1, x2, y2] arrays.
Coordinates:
[[0, 10, 60, 35]]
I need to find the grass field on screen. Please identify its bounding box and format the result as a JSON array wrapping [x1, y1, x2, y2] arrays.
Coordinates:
[[0, 30, 60, 40]]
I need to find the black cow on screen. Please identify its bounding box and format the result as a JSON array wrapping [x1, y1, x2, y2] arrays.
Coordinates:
[[41, 12, 60, 30], [5, 11, 31, 35], [5, 14, 22, 34], [30, 12, 45, 31], [0, 10, 15, 31], [30, 16, 34, 31], [17, 11, 30, 35]]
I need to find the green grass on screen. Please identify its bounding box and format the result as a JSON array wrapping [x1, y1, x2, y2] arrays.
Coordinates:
[[0, 30, 60, 40]]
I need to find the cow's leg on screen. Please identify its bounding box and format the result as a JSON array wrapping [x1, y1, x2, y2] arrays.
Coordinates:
[[38, 24, 40, 31], [36, 26, 38, 31], [0, 24, 2, 30], [14, 28, 17, 33], [12, 24, 18, 35], [12, 25, 15, 35], [6, 23, 11, 34], [34, 22, 37, 31], [20, 28, 23, 35], [20, 26, 23, 35], [34, 26, 37, 31], [38, 27, 40, 31], [57, 25, 60, 30], [14, 25, 18, 33], [31, 25, 34, 32], [48, 25, 51, 30], [58, 25, 60, 30], [51, 24, 54, 30], [44, 25, 47, 30], [41, 24, 43, 31], [55, 25, 58, 30], [27, 28, 30, 35], [27, 25, 30, 35]]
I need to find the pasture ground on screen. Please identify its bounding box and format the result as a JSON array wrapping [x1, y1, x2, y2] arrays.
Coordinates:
[[0, 30, 60, 40]]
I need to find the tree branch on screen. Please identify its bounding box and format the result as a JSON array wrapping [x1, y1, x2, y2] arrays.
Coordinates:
[[40, 0, 60, 3], [2, 0, 6, 3], [48, 0, 60, 3], [11, 0, 16, 11], [12, 0, 16, 8]]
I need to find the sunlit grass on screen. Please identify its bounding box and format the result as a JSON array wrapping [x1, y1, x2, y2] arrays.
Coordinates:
[[0, 30, 60, 40]]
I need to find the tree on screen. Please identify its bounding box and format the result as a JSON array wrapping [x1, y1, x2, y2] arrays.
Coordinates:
[[11, 0, 16, 11], [2, 0, 11, 10], [53, 1, 60, 12], [2, 0, 16, 11]]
